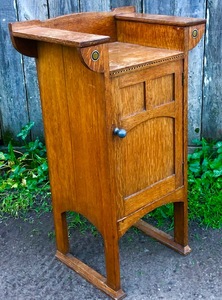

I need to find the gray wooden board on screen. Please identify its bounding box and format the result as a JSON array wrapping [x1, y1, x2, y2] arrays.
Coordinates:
[[188, 42, 205, 143], [144, 0, 206, 144], [0, 1, 28, 143], [143, 0, 175, 15], [79, 0, 111, 12], [16, 0, 49, 140], [174, 0, 206, 143], [202, 0, 222, 139], [48, 0, 80, 18]]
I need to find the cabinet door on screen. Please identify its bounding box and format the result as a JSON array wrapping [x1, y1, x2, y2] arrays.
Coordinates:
[[112, 60, 184, 217]]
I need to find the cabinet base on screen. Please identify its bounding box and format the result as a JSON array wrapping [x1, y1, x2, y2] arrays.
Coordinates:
[[55, 218, 191, 299], [55, 251, 126, 300], [134, 219, 191, 255]]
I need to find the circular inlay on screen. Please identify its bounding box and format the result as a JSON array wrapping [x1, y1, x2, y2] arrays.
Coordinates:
[[91, 50, 100, 61], [192, 29, 198, 39]]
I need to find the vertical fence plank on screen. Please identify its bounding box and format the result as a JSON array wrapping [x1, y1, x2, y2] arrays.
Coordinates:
[[48, 0, 80, 17], [16, 0, 49, 140], [202, 0, 222, 140], [174, 0, 206, 143], [111, 0, 142, 12], [79, 0, 110, 12], [0, 0, 28, 144], [143, 0, 175, 14], [144, 0, 206, 144]]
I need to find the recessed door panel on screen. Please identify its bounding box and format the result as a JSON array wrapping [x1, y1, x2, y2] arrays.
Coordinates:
[[148, 73, 175, 107], [119, 82, 146, 117], [121, 117, 175, 197], [113, 60, 184, 216]]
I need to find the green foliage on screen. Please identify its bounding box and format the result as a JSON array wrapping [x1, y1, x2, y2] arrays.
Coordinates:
[[67, 211, 98, 236], [188, 138, 222, 228], [145, 203, 174, 230], [0, 122, 51, 217]]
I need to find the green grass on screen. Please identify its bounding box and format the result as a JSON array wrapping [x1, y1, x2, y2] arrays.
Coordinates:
[[0, 122, 51, 218], [0, 123, 222, 229]]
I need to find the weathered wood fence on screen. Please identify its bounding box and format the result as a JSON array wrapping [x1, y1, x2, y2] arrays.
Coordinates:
[[0, 0, 221, 145]]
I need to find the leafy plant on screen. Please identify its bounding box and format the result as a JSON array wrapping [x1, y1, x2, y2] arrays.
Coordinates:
[[188, 138, 222, 228], [0, 122, 51, 217], [145, 203, 174, 230]]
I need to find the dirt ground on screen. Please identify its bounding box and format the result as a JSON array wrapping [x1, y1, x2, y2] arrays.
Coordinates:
[[0, 212, 222, 300]]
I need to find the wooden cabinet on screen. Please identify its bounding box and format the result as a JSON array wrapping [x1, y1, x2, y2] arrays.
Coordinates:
[[10, 6, 205, 299]]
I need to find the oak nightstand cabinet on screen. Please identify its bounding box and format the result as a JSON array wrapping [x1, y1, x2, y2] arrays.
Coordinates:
[[10, 6, 205, 299]]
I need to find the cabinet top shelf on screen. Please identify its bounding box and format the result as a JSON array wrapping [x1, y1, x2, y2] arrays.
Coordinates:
[[9, 6, 205, 59], [115, 13, 206, 27], [108, 42, 184, 76]]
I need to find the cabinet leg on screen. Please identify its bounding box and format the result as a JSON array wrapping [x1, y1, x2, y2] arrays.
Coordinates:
[[53, 210, 69, 254], [174, 202, 190, 252], [55, 226, 126, 299], [104, 238, 121, 291]]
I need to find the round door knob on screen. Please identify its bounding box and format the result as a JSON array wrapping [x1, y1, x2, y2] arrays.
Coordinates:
[[113, 128, 127, 138]]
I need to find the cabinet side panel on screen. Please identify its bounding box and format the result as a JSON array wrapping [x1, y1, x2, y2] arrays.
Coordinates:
[[36, 43, 77, 211], [62, 46, 111, 233], [37, 43, 110, 233]]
